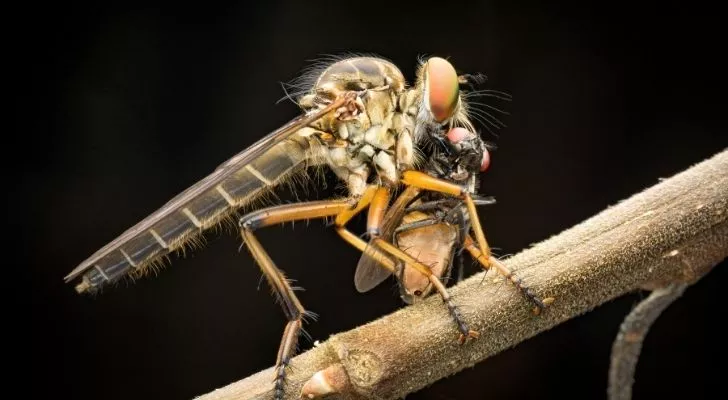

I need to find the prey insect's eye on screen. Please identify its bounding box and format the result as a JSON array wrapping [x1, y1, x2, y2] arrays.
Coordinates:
[[446, 127, 491, 172], [426, 57, 460, 122], [446, 127, 471, 144], [480, 147, 491, 172]]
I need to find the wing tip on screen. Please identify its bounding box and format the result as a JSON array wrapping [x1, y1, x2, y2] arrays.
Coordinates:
[[354, 276, 386, 293], [354, 281, 369, 293], [63, 271, 91, 294], [63, 262, 91, 285]]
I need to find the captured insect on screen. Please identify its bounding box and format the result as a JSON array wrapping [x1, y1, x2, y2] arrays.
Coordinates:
[[65, 54, 550, 399]]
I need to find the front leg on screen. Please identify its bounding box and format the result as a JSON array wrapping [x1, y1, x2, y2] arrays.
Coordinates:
[[401, 170, 553, 314], [463, 235, 554, 314]]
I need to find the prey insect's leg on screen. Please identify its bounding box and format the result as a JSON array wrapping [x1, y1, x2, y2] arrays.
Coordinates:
[[393, 218, 441, 234], [401, 170, 550, 314], [238, 199, 359, 400], [395, 202, 465, 234], [404, 196, 494, 213]]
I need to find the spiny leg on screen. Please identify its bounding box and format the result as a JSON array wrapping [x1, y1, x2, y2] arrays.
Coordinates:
[[365, 188, 479, 343], [394, 217, 442, 234], [332, 186, 398, 273], [401, 170, 550, 314], [394, 200, 465, 234], [400, 197, 545, 310], [238, 199, 360, 400], [463, 235, 551, 314], [370, 238, 478, 343]]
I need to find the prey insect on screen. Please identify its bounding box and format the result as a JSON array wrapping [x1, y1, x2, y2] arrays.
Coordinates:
[[65, 54, 550, 400], [353, 126, 547, 315]]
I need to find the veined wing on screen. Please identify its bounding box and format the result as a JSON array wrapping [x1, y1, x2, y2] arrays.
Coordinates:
[[66, 100, 344, 293], [354, 185, 422, 292]]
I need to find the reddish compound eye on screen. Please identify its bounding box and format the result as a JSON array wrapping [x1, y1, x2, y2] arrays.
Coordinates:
[[446, 127, 470, 143], [446, 127, 491, 172], [426, 57, 460, 122], [480, 147, 491, 172]]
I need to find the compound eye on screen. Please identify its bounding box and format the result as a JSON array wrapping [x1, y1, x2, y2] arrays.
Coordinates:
[[480, 147, 491, 172], [446, 127, 471, 143], [445, 127, 490, 172], [426, 57, 460, 122]]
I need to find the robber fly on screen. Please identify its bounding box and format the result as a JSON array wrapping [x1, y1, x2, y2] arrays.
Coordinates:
[[65, 54, 548, 400]]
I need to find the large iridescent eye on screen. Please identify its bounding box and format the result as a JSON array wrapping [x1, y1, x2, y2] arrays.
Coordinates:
[[426, 57, 460, 122]]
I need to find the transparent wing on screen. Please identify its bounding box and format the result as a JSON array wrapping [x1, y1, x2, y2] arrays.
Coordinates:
[[354, 186, 422, 292], [65, 99, 346, 288]]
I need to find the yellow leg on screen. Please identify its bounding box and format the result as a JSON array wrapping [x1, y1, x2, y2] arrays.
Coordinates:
[[402, 170, 550, 314], [239, 197, 366, 400]]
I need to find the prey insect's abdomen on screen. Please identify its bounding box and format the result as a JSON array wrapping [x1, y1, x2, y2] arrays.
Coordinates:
[[68, 136, 314, 294]]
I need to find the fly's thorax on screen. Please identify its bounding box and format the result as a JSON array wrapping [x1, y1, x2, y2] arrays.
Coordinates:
[[299, 57, 406, 112], [298, 58, 418, 190], [398, 88, 422, 117]]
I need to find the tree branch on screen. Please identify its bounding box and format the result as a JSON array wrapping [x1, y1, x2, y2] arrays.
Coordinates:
[[197, 150, 728, 400], [607, 281, 690, 400]]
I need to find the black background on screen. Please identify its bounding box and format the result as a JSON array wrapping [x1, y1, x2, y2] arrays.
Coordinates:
[[17, 1, 726, 399]]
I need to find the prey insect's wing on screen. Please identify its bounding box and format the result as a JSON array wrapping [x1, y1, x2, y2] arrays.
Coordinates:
[[65, 99, 346, 290], [354, 186, 422, 292]]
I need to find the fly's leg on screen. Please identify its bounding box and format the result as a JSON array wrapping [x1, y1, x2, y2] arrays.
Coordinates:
[[401, 170, 552, 315], [239, 198, 365, 400], [333, 186, 398, 273], [343, 186, 479, 344], [369, 237, 479, 343], [463, 235, 551, 314]]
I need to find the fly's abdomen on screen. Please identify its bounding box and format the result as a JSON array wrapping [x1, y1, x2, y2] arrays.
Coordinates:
[[70, 137, 313, 294]]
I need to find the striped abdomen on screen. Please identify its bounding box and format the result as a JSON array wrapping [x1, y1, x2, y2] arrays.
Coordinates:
[[66, 136, 314, 293]]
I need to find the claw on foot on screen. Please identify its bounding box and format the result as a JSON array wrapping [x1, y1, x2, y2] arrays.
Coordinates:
[[532, 296, 556, 316], [458, 329, 480, 345]]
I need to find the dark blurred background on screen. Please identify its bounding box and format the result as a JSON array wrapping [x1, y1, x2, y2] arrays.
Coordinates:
[[16, 1, 726, 399]]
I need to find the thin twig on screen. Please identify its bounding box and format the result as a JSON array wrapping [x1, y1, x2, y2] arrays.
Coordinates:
[[608, 282, 690, 400], [198, 149, 728, 400]]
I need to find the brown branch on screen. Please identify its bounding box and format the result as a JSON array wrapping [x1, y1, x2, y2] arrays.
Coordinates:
[[607, 281, 690, 400], [197, 149, 728, 400]]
